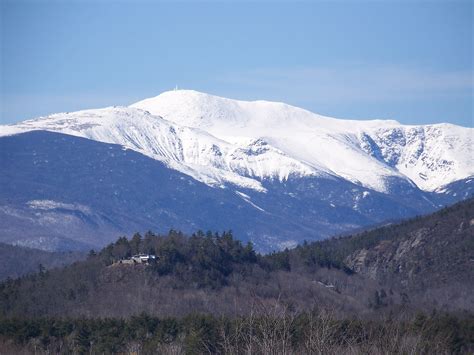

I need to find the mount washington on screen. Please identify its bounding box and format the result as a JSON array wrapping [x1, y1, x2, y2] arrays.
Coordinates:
[[0, 90, 473, 251]]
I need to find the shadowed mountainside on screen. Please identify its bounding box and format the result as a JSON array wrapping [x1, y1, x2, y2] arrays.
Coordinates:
[[1, 130, 472, 253]]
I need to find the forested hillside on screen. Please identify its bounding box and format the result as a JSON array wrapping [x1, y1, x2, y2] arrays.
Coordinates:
[[297, 197, 474, 310], [0, 243, 84, 281], [0, 198, 472, 353], [1, 198, 473, 319]]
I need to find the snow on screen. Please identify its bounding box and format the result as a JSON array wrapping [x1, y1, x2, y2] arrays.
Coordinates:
[[236, 191, 266, 212], [132, 90, 473, 192], [27, 200, 91, 214], [1, 89, 472, 193], [364, 124, 474, 191]]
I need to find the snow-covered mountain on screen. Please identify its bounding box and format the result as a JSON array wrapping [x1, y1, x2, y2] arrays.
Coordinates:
[[132, 90, 473, 192], [3, 90, 472, 193], [0, 90, 472, 251]]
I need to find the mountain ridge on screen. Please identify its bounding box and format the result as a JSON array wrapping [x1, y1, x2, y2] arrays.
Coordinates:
[[131, 90, 473, 191], [2, 90, 472, 193]]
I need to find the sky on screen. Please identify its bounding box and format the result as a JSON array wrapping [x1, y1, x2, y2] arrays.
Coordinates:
[[1, 0, 472, 127]]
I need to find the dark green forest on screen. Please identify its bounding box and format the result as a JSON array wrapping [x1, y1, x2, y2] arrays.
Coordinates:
[[1, 311, 473, 354]]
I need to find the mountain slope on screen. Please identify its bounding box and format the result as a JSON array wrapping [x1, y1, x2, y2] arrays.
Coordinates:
[[0, 243, 84, 280], [1, 131, 449, 252], [0, 90, 472, 250], [132, 90, 473, 192], [0, 131, 275, 250], [2, 90, 472, 194], [328, 197, 474, 311]]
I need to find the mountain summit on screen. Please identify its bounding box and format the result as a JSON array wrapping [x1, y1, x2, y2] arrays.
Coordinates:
[[0, 90, 472, 251], [132, 90, 473, 192], [4, 90, 472, 193]]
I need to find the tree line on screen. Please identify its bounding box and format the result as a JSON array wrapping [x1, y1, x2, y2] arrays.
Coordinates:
[[1, 308, 472, 354]]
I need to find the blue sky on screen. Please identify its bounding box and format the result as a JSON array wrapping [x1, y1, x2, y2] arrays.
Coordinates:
[[1, 0, 472, 126]]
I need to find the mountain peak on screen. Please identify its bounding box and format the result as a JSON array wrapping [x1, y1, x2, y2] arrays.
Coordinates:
[[1, 90, 472, 193]]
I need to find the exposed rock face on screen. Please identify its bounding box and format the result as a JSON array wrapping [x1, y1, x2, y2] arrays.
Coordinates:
[[344, 200, 474, 311]]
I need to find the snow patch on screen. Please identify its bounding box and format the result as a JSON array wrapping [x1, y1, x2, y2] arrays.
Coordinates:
[[27, 200, 92, 214], [235, 191, 266, 212]]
